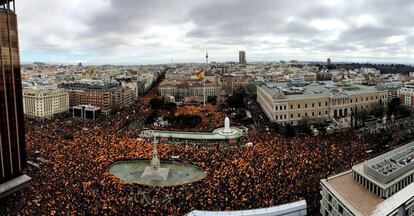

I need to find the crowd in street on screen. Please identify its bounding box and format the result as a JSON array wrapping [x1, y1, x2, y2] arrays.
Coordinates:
[[1, 100, 413, 216]]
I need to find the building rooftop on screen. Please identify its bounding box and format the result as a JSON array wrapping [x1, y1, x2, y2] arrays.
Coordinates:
[[58, 82, 122, 90], [361, 142, 414, 185], [187, 200, 306, 216], [324, 171, 384, 216], [259, 81, 382, 101]]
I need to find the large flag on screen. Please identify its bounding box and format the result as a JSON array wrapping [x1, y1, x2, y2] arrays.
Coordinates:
[[196, 68, 205, 81]]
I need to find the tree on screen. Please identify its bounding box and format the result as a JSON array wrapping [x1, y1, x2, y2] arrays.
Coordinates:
[[207, 96, 217, 105], [165, 114, 202, 127], [387, 98, 412, 117], [234, 108, 247, 120], [162, 102, 177, 113], [387, 98, 402, 116], [399, 105, 412, 118], [226, 92, 246, 108], [355, 110, 368, 127], [149, 98, 164, 110], [371, 104, 385, 118], [298, 118, 312, 135], [284, 124, 296, 137]]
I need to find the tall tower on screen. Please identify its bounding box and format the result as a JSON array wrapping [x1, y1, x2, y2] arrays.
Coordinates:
[[0, 0, 30, 199], [239, 51, 246, 65]]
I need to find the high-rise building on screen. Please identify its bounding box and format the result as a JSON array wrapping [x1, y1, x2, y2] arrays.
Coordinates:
[[0, 0, 31, 199], [239, 51, 246, 65], [320, 141, 414, 216], [327, 58, 331, 66]]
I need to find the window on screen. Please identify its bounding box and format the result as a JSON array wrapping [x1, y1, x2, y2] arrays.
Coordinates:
[[298, 104, 301, 109], [298, 113, 301, 117], [325, 102, 328, 106], [319, 111, 321, 116], [291, 105, 293, 109], [312, 103, 314, 107], [305, 104, 307, 108], [284, 105, 286, 110], [276, 106, 278, 111], [291, 114, 293, 118], [319, 102, 321, 107], [312, 112, 315, 116], [280, 106, 282, 110], [305, 113, 308, 117]]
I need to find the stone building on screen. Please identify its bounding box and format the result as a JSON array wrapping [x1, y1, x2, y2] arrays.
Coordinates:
[[23, 87, 69, 118], [257, 82, 388, 126]]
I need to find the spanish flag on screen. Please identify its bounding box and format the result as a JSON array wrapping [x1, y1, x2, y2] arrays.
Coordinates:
[[196, 69, 205, 81]]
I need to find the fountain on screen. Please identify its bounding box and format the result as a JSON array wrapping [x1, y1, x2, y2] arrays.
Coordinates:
[[214, 116, 239, 136], [109, 138, 206, 187]]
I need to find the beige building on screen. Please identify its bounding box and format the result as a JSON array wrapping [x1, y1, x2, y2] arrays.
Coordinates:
[[257, 82, 388, 126], [398, 84, 414, 108], [320, 141, 414, 216], [23, 87, 69, 118], [158, 80, 221, 102]]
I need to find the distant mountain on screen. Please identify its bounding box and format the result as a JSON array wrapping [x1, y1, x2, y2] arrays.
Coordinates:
[[33, 62, 46, 66]]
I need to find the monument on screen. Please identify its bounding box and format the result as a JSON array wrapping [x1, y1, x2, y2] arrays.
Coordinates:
[[140, 140, 170, 181]]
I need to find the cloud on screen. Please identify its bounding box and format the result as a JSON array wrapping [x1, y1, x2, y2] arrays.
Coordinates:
[[15, 0, 414, 64]]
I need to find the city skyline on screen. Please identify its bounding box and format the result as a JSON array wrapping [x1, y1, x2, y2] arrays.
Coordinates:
[[17, 0, 414, 65]]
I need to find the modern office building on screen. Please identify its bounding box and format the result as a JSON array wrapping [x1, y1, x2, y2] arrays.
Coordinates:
[[23, 87, 69, 118], [398, 83, 414, 108], [257, 82, 388, 126], [239, 51, 246, 65], [0, 0, 31, 199], [320, 141, 414, 216], [72, 105, 101, 120]]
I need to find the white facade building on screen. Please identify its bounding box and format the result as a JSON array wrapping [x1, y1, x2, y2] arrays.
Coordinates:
[[23, 87, 69, 118], [398, 84, 414, 108], [257, 82, 388, 126]]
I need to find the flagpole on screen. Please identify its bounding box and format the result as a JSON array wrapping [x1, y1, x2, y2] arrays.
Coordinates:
[[204, 51, 208, 107]]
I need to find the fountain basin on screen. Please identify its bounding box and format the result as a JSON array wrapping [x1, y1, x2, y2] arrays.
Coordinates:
[[109, 160, 206, 187]]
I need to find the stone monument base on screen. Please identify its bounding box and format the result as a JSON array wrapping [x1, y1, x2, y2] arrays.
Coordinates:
[[141, 167, 170, 180]]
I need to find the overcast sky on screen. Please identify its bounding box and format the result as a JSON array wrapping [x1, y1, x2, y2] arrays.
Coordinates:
[[16, 0, 414, 65]]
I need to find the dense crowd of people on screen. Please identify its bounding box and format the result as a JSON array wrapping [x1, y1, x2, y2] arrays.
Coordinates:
[[1, 97, 413, 215]]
